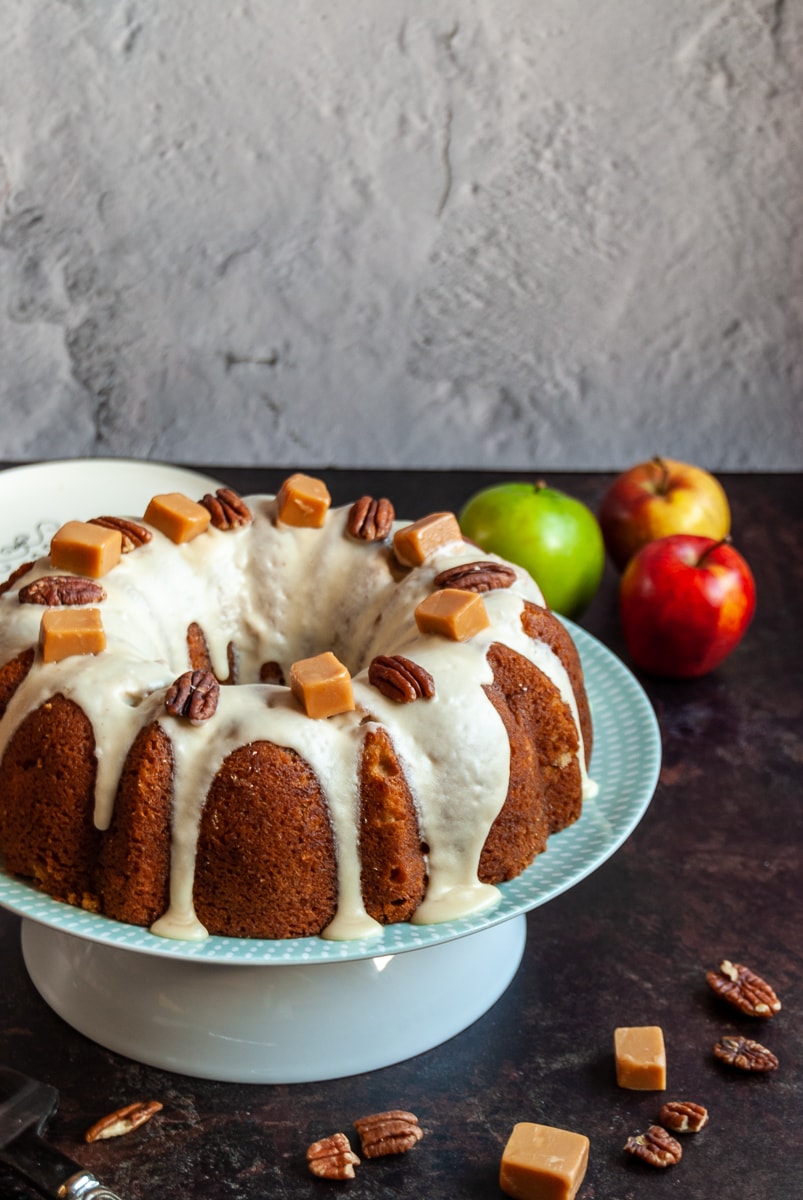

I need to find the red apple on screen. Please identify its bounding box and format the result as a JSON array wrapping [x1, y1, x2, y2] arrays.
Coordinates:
[[599, 457, 731, 571], [619, 534, 756, 678]]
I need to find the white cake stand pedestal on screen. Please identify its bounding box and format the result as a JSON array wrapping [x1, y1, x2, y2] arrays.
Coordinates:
[[20, 914, 526, 1083]]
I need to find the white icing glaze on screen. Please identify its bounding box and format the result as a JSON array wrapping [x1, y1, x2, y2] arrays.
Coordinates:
[[0, 497, 595, 941]]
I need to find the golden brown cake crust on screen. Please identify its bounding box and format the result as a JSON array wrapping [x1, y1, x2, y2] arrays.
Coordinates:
[[359, 726, 427, 924], [0, 693, 101, 909], [192, 741, 339, 939], [0, 647, 34, 720], [99, 721, 173, 927]]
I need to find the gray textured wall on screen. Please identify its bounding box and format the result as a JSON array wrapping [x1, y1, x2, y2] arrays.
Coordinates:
[[1, 1, 801, 470]]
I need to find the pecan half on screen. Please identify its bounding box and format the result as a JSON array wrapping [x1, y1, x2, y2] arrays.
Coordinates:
[[353, 1110, 423, 1159], [713, 1035, 778, 1072], [434, 560, 517, 593], [368, 655, 435, 703], [0, 561, 35, 597], [89, 515, 153, 552], [165, 670, 220, 723], [706, 960, 781, 1017], [658, 1100, 709, 1133], [260, 660, 286, 686], [18, 576, 107, 607], [85, 1100, 163, 1142], [306, 1132, 360, 1180], [347, 495, 395, 541], [624, 1125, 682, 1167], [199, 487, 253, 530]]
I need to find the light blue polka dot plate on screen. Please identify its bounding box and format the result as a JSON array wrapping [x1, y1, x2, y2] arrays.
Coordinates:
[[0, 620, 661, 966]]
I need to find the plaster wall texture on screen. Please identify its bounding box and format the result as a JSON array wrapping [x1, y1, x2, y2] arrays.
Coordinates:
[[0, 1, 801, 471]]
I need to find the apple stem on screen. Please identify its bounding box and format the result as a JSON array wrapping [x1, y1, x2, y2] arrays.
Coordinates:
[[696, 535, 732, 567], [533, 480, 547, 493], [651, 455, 670, 496]]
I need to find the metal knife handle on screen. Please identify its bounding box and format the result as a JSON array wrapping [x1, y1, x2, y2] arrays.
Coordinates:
[[58, 1172, 125, 1199]]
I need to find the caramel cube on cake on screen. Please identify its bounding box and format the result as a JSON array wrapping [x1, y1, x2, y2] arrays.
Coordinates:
[[614, 1025, 667, 1090], [290, 651, 355, 718], [393, 512, 463, 566], [144, 493, 211, 544], [415, 588, 489, 641], [50, 521, 122, 579], [276, 473, 331, 528], [40, 608, 106, 663], [500, 1123, 590, 1200]]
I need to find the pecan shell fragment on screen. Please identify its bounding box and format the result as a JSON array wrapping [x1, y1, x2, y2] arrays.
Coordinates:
[[713, 1035, 778, 1072], [353, 1110, 423, 1158], [19, 576, 107, 607], [368, 655, 435, 703], [706, 960, 781, 1017], [624, 1124, 682, 1167], [306, 1132, 360, 1180], [434, 560, 517, 593], [658, 1100, 709, 1133], [165, 670, 220, 723], [347, 495, 395, 541], [89, 515, 153, 552], [199, 487, 253, 530], [85, 1100, 163, 1142]]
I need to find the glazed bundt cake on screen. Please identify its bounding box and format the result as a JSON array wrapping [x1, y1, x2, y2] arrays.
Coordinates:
[[0, 474, 594, 941]]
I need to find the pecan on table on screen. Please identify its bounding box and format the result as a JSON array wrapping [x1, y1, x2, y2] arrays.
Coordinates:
[[713, 1035, 779, 1072], [0, 561, 35, 596], [368, 655, 435, 703], [18, 576, 107, 607], [199, 487, 253, 530], [85, 1100, 163, 1142], [165, 670, 220, 723], [433, 560, 517, 593], [624, 1125, 682, 1168], [658, 1100, 709, 1133], [706, 960, 782, 1017], [353, 1110, 423, 1158], [89, 515, 153, 552], [306, 1132, 360, 1180], [347, 495, 395, 541]]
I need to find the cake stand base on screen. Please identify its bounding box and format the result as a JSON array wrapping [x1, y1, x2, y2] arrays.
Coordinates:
[[20, 914, 526, 1083]]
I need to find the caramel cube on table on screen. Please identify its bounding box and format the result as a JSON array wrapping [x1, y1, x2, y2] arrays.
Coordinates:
[[393, 511, 463, 567], [290, 651, 355, 719], [500, 1122, 590, 1200], [50, 521, 122, 579], [40, 608, 106, 663], [614, 1025, 666, 1090], [144, 493, 211, 544], [276, 473, 331, 528], [415, 588, 489, 642]]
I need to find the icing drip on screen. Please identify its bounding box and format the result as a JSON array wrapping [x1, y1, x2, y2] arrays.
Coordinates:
[[0, 498, 595, 941]]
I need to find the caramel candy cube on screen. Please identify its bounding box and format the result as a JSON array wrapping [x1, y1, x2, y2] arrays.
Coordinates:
[[415, 587, 489, 642], [40, 608, 106, 663], [393, 512, 463, 567], [276, 473, 331, 528], [615, 1025, 667, 1090], [144, 493, 211, 544], [50, 521, 122, 579], [500, 1123, 590, 1200], [290, 651, 355, 719]]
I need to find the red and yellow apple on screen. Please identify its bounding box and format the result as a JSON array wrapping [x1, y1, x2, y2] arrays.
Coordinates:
[[619, 534, 756, 678], [598, 457, 731, 571], [458, 481, 605, 618]]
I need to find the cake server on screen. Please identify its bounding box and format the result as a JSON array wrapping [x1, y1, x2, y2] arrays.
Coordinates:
[[0, 1066, 125, 1199]]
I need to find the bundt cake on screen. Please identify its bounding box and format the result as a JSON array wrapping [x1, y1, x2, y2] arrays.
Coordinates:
[[0, 474, 595, 942]]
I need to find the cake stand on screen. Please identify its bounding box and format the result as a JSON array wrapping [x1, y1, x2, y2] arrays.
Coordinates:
[[0, 461, 661, 1083]]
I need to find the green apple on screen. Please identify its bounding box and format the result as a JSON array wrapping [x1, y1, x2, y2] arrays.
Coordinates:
[[458, 481, 605, 617]]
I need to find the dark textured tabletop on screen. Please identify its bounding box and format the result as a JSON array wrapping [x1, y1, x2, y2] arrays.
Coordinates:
[[1, 467, 800, 1200]]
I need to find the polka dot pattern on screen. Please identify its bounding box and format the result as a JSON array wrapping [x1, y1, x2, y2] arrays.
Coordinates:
[[0, 620, 660, 966]]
